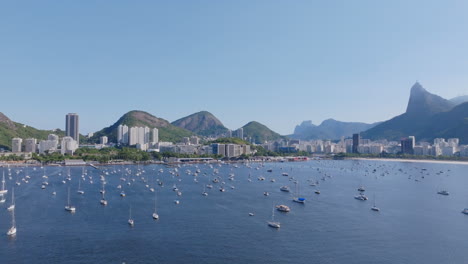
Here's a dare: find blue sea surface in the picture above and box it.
[1,160,467,264]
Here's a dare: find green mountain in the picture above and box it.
[362,82,466,142]
[415,102,468,143]
[91,110,192,143]
[171,111,229,137]
[0,112,64,150]
[241,121,284,144]
[292,119,380,140]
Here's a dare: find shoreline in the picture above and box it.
[348,157,468,166]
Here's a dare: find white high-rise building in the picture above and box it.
[138,127,146,145]
[25,138,37,153]
[152,128,159,143]
[129,127,139,146]
[236,128,244,140]
[38,135,59,154]
[117,125,129,144]
[144,127,150,144]
[61,136,78,155]
[100,136,108,145]
[128,126,150,146]
[11,138,22,153]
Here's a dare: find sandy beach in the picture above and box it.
[350,157,468,166]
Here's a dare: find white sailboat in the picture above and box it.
[100,183,108,206]
[128,206,134,226]
[6,204,16,236]
[268,206,281,228]
[0,170,8,195]
[292,181,305,203]
[65,187,76,212]
[77,177,84,195]
[7,188,15,211]
[371,194,380,211]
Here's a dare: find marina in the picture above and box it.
[1,159,468,263]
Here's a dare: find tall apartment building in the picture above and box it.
[65,113,79,145]
[24,138,37,153]
[61,136,78,155]
[236,128,244,140]
[401,137,415,154]
[152,128,159,143]
[117,125,129,144]
[352,133,360,153]
[11,138,22,153]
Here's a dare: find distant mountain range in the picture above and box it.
[291,119,380,140]
[362,82,468,143]
[2,83,468,150]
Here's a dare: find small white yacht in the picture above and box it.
[276,205,291,212]
[280,186,290,192]
[152,212,159,220]
[7,226,16,236]
[462,208,468,215]
[354,194,368,201]
[437,190,449,196]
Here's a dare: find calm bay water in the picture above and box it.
[1,159,468,264]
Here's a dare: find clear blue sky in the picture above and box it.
[1,0,467,135]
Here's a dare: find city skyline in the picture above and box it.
[1,1,468,135]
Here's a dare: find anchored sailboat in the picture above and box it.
[6,202,16,236]
[268,206,281,228]
[65,187,76,212]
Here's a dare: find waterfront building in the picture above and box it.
[152,128,159,143]
[11,138,22,153]
[441,146,455,156]
[236,128,244,140]
[401,137,415,154]
[61,136,78,155]
[117,125,129,144]
[225,144,235,157]
[144,127,150,145]
[65,113,79,145]
[212,143,226,157]
[24,138,37,153]
[352,133,360,153]
[38,134,59,154]
[448,138,459,148]
[100,136,108,145]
